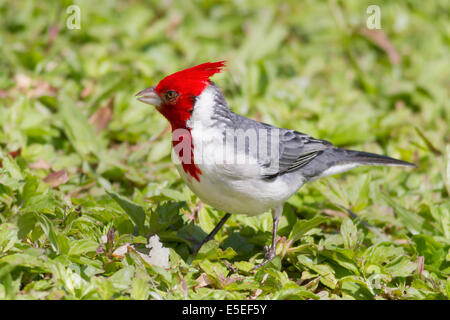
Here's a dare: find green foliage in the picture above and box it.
[0,0,449,300]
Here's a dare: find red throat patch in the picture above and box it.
[154,61,226,181]
[171,130,202,181]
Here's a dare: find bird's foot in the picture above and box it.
[250,245,276,272]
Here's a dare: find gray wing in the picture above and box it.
[260,128,333,179]
[227,113,333,179]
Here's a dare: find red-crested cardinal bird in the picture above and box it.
[136,61,415,269]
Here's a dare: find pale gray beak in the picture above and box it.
[135,86,162,106]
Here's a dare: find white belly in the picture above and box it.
[173,127,305,216]
[175,162,303,216]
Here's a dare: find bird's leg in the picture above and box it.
[252,216,279,270]
[251,205,282,271]
[193,213,231,255]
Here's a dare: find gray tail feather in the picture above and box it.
[336,148,416,168]
[300,147,416,180]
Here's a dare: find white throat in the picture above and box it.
[186,85,217,130]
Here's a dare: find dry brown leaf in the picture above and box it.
[9,148,21,158]
[149,124,171,143]
[67,181,96,198]
[43,170,69,188]
[416,256,424,277]
[394,239,409,245]
[178,274,188,299]
[29,159,51,170]
[46,25,60,52]
[166,13,182,38]
[322,209,347,218]
[359,28,401,65]
[316,291,330,299]
[249,288,263,300]
[31,81,57,98]
[0,148,22,167]
[14,74,57,98]
[112,243,131,259]
[194,273,214,290]
[186,201,203,222]
[223,260,238,273]
[89,97,114,132]
[111,235,170,269]
[80,87,93,99]
[217,273,243,288]
[15,74,32,90]
[128,124,171,154]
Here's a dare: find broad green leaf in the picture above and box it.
[149,201,186,234]
[340,218,358,250]
[0,224,19,253]
[194,240,237,262]
[339,276,374,300]
[109,266,135,291]
[67,239,99,256]
[384,256,417,277]
[352,174,371,211]
[290,216,327,242]
[382,194,425,234]
[131,277,150,300]
[58,93,103,158]
[35,213,60,254]
[1,156,23,180]
[362,242,405,270]
[107,191,146,234]
[412,234,446,269]
[297,255,337,289]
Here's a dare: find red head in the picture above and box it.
[136,61,226,129]
[136,61,226,181]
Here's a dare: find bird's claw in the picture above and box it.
[250,246,276,272]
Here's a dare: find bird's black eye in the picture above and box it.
[165,90,178,101]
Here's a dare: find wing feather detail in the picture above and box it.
[261,129,332,179]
